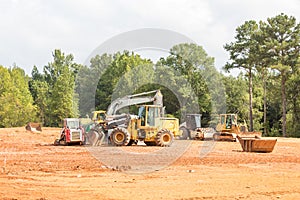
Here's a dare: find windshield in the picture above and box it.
[138,106,146,126]
[97,113,106,120]
[138,106,145,118]
[67,120,80,129]
[194,115,201,128]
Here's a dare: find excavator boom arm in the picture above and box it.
[106,90,163,116]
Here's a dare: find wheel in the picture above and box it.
[144,142,156,146]
[63,137,68,145]
[213,133,220,141]
[179,127,190,140]
[155,129,174,147]
[110,127,131,146]
[127,140,134,146]
[54,139,60,146]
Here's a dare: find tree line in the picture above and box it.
[0,13,299,137]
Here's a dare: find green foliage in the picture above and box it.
[159,43,225,125]
[264,72,282,136]
[95,51,152,111]
[224,20,260,71]
[259,13,300,136]
[0,66,37,127]
[222,74,248,116]
[224,20,260,131]
[224,13,300,136]
[30,49,80,127]
[48,67,76,126]
[29,79,48,124]
[80,44,220,125]
[76,53,113,116]
[286,59,300,137]
[252,75,264,131]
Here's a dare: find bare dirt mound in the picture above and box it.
[0,127,299,200]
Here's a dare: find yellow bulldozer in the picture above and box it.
[213,114,261,141]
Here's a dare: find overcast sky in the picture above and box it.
[1,0,299,75]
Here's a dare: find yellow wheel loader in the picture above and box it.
[86,90,180,146]
[108,105,180,147]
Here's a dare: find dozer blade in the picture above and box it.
[237,136,277,153]
[25,122,42,132]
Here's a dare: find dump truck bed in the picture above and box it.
[237,136,277,153]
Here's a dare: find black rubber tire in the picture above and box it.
[179,127,190,140]
[54,139,60,146]
[144,142,156,146]
[127,140,134,146]
[213,133,220,141]
[110,127,131,146]
[155,129,174,147]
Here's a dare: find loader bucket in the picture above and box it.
[85,124,104,146]
[25,122,42,132]
[237,136,277,153]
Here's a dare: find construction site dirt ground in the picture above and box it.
[0,127,300,200]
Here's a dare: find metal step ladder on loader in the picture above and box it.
[213,114,262,142]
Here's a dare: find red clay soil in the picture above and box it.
[0,127,299,200]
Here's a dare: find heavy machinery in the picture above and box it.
[86,90,180,146]
[179,114,215,140]
[108,104,180,146]
[213,114,261,141]
[86,90,163,144]
[237,135,277,153]
[54,118,85,146]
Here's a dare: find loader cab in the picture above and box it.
[138,105,161,127]
[185,114,202,130]
[64,118,80,129]
[92,110,107,124]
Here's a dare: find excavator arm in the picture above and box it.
[106,90,163,116]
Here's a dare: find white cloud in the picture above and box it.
[0,0,299,75]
